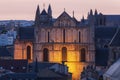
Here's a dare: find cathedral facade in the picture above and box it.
[14,5,96,80]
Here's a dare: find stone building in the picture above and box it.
[14,5,95,80]
[14,27,34,63]
[14,4,120,80]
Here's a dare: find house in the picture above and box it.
[0,60,28,73]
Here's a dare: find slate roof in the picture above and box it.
[95,48,109,66]
[38,69,63,78]
[109,28,120,46]
[105,15,120,23]
[73,17,79,25]
[0,47,11,57]
[38,63,56,69]
[95,27,117,39]
[18,27,34,41]
[32,62,56,70]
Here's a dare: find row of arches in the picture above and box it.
[43,47,86,62]
[26,46,86,62]
[45,30,81,43]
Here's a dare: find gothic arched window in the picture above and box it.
[79,31,81,43]
[80,48,86,62]
[62,47,67,61]
[27,46,32,60]
[48,32,50,43]
[63,29,65,43]
[43,48,49,62]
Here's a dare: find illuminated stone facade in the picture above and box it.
[14,40,33,62]
[34,5,95,80]
[14,5,95,80]
[14,27,34,63]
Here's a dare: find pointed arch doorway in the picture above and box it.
[43,48,49,62]
[62,47,67,62]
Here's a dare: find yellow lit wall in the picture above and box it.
[38,44,89,80]
[14,41,33,63]
[65,61,87,80]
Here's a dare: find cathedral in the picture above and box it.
[14,4,120,80]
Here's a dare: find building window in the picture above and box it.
[43,48,49,62]
[62,47,67,61]
[63,29,65,43]
[80,48,86,62]
[27,46,32,60]
[48,32,50,43]
[79,31,81,43]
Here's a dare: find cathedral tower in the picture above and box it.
[35,5,40,26]
[48,4,52,17]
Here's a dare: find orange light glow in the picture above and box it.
[65,62,86,80]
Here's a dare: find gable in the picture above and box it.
[54,11,76,27]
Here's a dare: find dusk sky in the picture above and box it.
[0,0,120,20]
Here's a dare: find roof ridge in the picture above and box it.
[109,27,120,46]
